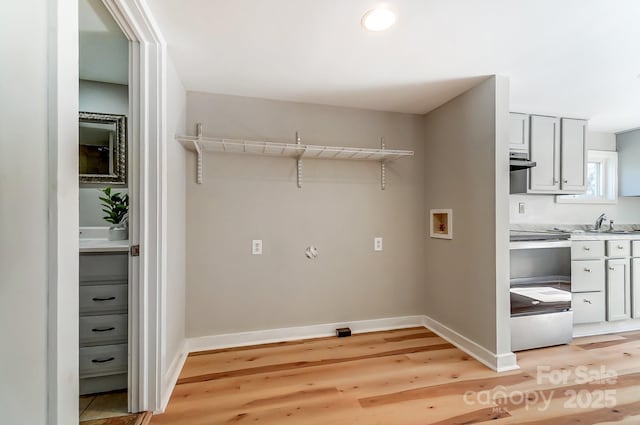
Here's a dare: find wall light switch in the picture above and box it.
[374,237,383,252]
[518,202,526,214]
[252,240,263,255]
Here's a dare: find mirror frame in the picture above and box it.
[79,111,127,185]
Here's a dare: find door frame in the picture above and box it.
[48,0,167,422]
[102,0,168,413]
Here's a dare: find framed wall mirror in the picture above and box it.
[79,111,127,185]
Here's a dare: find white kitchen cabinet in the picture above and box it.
[520,115,587,194]
[529,115,561,192]
[560,118,588,192]
[632,258,640,319]
[571,259,605,292]
[509,113,529,153]
[606,240,631,259]
[616,129,640,196]
[606,258,631,321]
[573,292,605,324]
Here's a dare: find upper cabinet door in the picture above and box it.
[617,129,640,196]
[529,115,561,192]
[560,118,588,192]
[509,113,529,153]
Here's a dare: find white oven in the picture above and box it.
[510,231,573,351]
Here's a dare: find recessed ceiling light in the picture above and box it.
[361,8,396,32]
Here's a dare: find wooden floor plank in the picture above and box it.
[151,327,640,425]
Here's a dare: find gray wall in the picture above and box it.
[0,2,49,423]
[185,92,426,337]
[164,56,187,387]
[423,77,507,354]
[79,79,129,227]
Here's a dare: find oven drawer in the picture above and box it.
[571,260,605,292]
[572,292,605,324]
[607,240,630,258]
[571,241,604,260]
[79,314,128,347]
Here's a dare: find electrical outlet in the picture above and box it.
[252,240,263,255]
[518,202,526,214]
[374,237,383,252]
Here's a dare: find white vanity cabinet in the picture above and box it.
[79,251,128,395]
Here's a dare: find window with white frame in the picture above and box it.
[556,150,618,204]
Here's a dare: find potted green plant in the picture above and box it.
[99,187,129,241]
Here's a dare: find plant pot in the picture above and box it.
[108,225,128,241]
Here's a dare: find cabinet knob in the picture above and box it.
[563,179,568,184]
[584,268,592,272]
[618,245,624,249]
[583,299,592,304]
[554,179,559,184]
[583,246,591,251]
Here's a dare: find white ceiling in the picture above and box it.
[79,0,128,85]
[146,0,640,132]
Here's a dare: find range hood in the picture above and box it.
[510,152,536,171]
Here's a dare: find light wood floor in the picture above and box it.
[151,327,640,424]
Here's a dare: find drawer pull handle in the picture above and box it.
[584,268,592,272]
[618,246,625,249]
[609,267,615,271]
[583,299,592,304]
[91,357,115,364]
[92,296,116,302]
[91,327,115,333]
[583,247,591,251]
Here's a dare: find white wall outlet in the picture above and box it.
[252,240,263,255]
[374,237,383,252]
[518,202,526,214]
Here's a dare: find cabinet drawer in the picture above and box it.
[80,253,128,284]
[80,314,128,347]
[572,292,605,324]
[571,241,604,260]
[79,343,127,378]
[632,241,640,257]
[607,240,630,258]
[80,285,127,315]
[571,260,605,292]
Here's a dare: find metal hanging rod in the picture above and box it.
[176,124,414,189]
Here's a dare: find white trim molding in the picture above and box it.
[102,0,168,414]
[161,340,188,412]
[187,316,426,353]
[422,315,519,372]
[573,319,640,338]
[48,0,80,424]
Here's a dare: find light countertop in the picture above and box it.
[79,238,129,253]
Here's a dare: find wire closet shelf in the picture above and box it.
[175,124,414,189]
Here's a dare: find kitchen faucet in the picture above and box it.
[594,213,607,231]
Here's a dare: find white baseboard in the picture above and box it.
[422,315,519,373]
[573,319,640,338]
[159,340,188,413]
[186,315,426,353]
